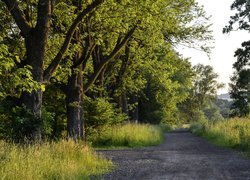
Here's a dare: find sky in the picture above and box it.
[178,0,249,94]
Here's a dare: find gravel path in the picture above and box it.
[98,130,250,180]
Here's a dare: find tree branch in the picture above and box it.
[2,0,32,37]
[43,0,104,81]
[73,43,96,69]
[84,26,137,93]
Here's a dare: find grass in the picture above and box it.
[89,123,165,148]
[0,140,113,180]
[190,117,250,155]
[0,123,165,179]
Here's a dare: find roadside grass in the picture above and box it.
[0,140,113,180]
[89,123,165,148]
[0,123,166,179]
[190,117,250,155]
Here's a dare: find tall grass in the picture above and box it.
[191,117,250,154]
[0,140,112,179]
[90,123,164,147]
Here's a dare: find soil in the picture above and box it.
[98,130,250,180]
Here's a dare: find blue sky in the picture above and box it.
[178,0,249,94]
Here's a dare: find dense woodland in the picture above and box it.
[0,0,249,143]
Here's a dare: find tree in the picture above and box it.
[192,64,224,109]
[230,69,250,116]
[180,64,224,122]
[61,0,211,129]
[139,49,194,125]
[0,0,213,140]
[224,0,250,116]
[1,0,104,139]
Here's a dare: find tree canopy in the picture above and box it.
[0,0,213,141]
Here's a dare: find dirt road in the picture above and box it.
[99,131,250,180]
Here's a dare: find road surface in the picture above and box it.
[98,131,250,180]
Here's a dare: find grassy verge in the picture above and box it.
[190,117,250,155]
[0,140,113,179]
[89,123,165,148]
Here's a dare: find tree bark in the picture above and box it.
[117,45,129,115]
[130,95,139,123]
[119,92,128,115]
[20,0,51,139]
[65,65,83,140]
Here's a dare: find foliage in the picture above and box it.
[89,123,164,147]
[84,97,128,132]
[229,51,250,116]
[224,0,250,117]
[203,105,224,122]
[0,44,43,99]
[0,0,213,140]
[179,64,224,122]
[189,117,208,135]
[223,0,250,33]
[0,105,54,142]
[191,117,250,155]
[0,140,112,179]
[139,48,194,125]
[192,64,224,107]
[214,98,232,118]
[43,85,67,139]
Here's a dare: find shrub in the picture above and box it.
[0,105,54,142]
[84,97,127,136]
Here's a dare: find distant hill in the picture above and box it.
[218,93,232,101]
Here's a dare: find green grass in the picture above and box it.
[90,123,164,148]
[190,117,250,155]
[0,123,165,179]
[0,140,113,180]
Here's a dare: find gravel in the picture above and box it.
[97,130,250,180]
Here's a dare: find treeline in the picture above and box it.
[0,0,213,141]
[181,0,250,122]
[190,0,250,156]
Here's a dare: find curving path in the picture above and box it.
[98,130,250,180]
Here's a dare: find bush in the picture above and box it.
[190,121,207,135]
[203,106,224,122]
[189,110,209,135]
[84,97,127,136]
[0,105,54,142]
[0,140,112,179]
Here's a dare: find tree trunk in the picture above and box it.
[21,27,47,139]
[130,95,139,123]
[79,66,85,140]
[65,65,83,140]
[117,46,130,115]
[119,92,128,115]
